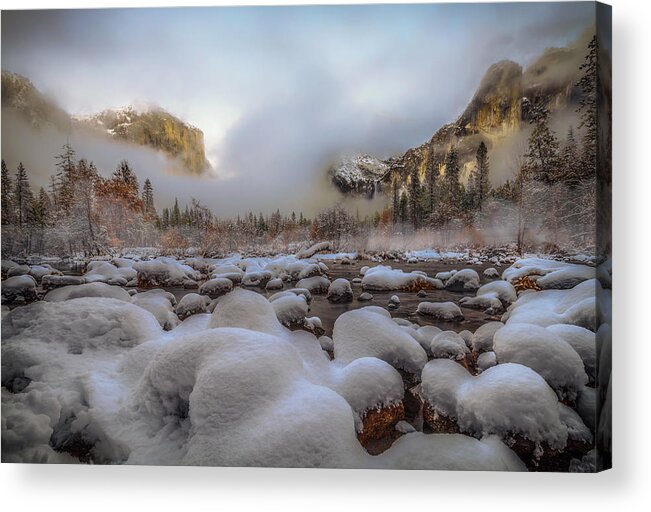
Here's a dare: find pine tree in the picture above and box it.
[443,145,462,205]
[32,187,51,228]
[425,160,438,218]
[471,142,490,211]
[142,178,156,217]
[1,159,13,225]
[408,167,421,230]
[576,35,598,179]
[162,208,170,228]
[113,160,139,194]
[14,162,34,227]
[54,143,76,213]
[560,126,581,188]
[524,110,560,185]
[171,198,181,226]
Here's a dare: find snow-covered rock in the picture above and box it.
[430,331,468,361]
[417,301,464,322]
[41,275,86,290]
[502,258,595,290]
[421,360,571,450]
[327,278,353,303]
[44,282,131,303]
[471,321,505,353]
[476,351,497,372]
[1,275,38,303]
[131,290,179,330]
[296,276,331,294]
[84,261,137,286]
[444,269,480,292]
[546,324,596,381]
[175,293,208,321]
[199,277,234,298]
[333,307,427,376]
[272,294,309,327]
[134,258,200,287]
[460,281,517,313]
[358,292,373,302]
[361,265,443,292]
[493,323,588,400]
[483,267,500,279]
[265,278,284,291]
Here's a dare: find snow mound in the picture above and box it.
[417,301,464,322]
[131,290,179,330]
[476,351,497,372]
[199,277,233,298]
[175,293,208,321]
[272,294,309,327]
[460,281,516,313]
[430,331,468,360]
[444,269,480,292]
[361,265,443,291]
[1,275,37,303]
[44,282,131,303]
[333,307,427,375]
[209,289,286,337]
[493,323,588,400]
[84,261,137,286]
[546,324,596,381]
[471,321,505,353]
[133,258,200,287]
[327,278,353,303]
[421,360,569,449]
[296,276,331,294]
[502,258,595,290]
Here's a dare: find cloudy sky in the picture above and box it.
[1,2,595,214]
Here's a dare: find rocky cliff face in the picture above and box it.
[1,71,209,175]
[329,154,391,196]
[81,107,209,174]
[331,35,590,194]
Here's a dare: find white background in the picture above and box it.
[1,0,649,510]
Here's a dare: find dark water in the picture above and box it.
[53,258,501,336]
[158,259,500,336]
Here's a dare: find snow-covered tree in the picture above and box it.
[1,159,13,225]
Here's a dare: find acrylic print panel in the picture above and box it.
[0,2,611,472]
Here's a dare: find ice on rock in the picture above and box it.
[1,275,38,303]
[493,323,588,400]
[417,301,464,322]
[44,282,131,302]
[430,331,468,361]
[546,324,596,381]
[444,269,480,292]
[272,294,309,327]
[199,277,234,298]
[131,290,180,331]
[476,351,497,372]
[333,307,427,376]
[361,265,443,291]
[460,281,516,313]
[502,279,598,331]
[502,258,595,290]
[133,258,200,287]
[327,278,353,303]
[296,276,331,294]
[471,321,504,353]
[421,360,570,449]
[175,293,209,321]
[84,261,137,286]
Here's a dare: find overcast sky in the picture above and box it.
[1,3,595,214]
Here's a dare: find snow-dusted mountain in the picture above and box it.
[1,71,209,174]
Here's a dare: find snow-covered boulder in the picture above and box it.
[296,241,331,259]
[358,292,373,301]
[7,264,30,278]
[417,301,464,322]
[327,278,353,303]
[133,258,200,287]
[476,351,497,372]
[199,277,234,299]
[28,265,61,282]
[272,294,309,327]
[84,261,137,286]
[361,265,443,292]
[1,275,38,303]
[483,267,500,279]
[242,270,273,287]
[546,324,596,381]
[435,270,457,281]
[410,325,442,353]
[44,282,131,303]
[175,293,208,321]
[41,275,86,290]
[265,278,284,291]
[430,331,468,361]
[296,276,331,294]
[131,290,179,330]
[421,360,573,452]
[471,321,504,353]
[318,335,334,352]
[493,323,588,400]
[460,281,517,313]
[502,279,598,330]
[333,307,427,376]
[444,269,480,292]
[502,258,595,290]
